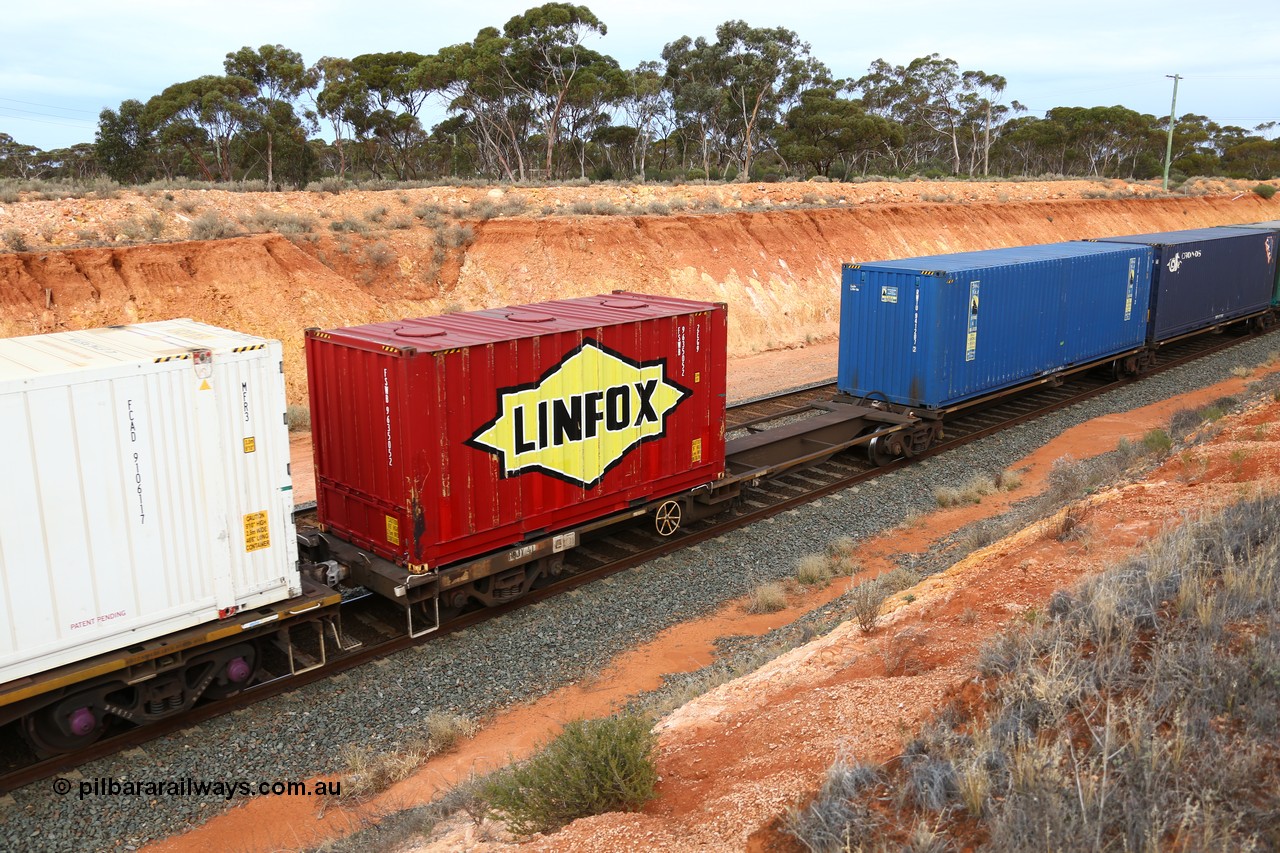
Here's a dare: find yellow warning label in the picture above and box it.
[692,438,702,463]
[243,511,270,552]
[386,515,400,545]
[199,379,211,391]
[243,436,256,453]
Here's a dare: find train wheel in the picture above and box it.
[654,499,683,536]
[22,695,106,755]
[200,643,260,701]
[867,432,898,467]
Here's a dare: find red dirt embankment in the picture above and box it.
[1,187,1274,404]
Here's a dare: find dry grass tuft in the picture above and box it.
[746,582,788,614]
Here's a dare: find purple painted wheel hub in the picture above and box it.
[68,707,96,737]
[225,656,252,684]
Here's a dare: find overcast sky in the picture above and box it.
[4,0,1277,152]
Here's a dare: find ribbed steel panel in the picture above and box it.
[306,293,727,571]
[1096,227,1277,340]
[0,321,298,685]
[838,242,1153,409]
[1224,222,1280,304]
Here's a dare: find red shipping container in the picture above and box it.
[306,293,727,571]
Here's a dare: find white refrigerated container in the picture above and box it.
[0,320,299,685]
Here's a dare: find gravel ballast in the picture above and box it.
[2,333,1277,852]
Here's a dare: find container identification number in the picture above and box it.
[127,399,146,524]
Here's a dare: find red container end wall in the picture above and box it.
[305,293,727,571]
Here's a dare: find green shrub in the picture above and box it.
[1252,183,1277,200]
[483,715,658,836]
[413,203,444,227]
[363,241,396,268]
[849,580,888,633]
[1142,428,1173,456]
[240,209,316,235]
[188,212,239,240]
[3,229,30,252]
[329,217,368,234]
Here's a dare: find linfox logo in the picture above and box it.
[467,339,691,488]
[1166,249,1202,274]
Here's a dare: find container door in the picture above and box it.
[190,351,237,612]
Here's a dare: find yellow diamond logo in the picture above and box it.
[467,339,692,488]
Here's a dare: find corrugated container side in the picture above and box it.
[0,321,298,685]
[1224,222,1280,304]
[1096,227,1278,341]
[308,294,727,571]
[838,242,1153,409]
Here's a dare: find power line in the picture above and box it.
[0,96,99,115]
[0,104,97,123]
[0,112,98,130]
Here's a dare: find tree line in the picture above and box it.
[3,3,1278,187]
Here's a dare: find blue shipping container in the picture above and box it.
[1095,227,1277,341]
[838,242,1153,409]
[1223,222,1280,305]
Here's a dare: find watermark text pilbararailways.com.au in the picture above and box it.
[52,776,340,800]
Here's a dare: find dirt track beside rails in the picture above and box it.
[1,178,1275,405]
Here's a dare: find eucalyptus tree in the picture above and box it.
[775,86,903,178]
[857,54,1008,174]
[144,75,256,181]
[661,33,728,177]
[1222,136,1280,179]
[0,133,47,178]
[499,3,612,177]
[426,30,532,180]
[350,51,433,178]
[224,44,318,187]
[713,20,830,179]
[96,99,154,183]
[663,21,829,180]
[619,61,671,178]
[312,56,370,179]
[558,55,626,178]
[957,71,1016,175]
[857,54,961,172]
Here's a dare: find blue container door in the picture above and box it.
[1053,246,1152,366]
[838,267,924,403]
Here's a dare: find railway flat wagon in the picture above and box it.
[0,321,299,688]
[306,293,727,577]
[837,242,1154,409]
[1095,227,1278,342]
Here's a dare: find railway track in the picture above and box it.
[0,327,1266,793]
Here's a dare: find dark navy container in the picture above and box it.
[1095,227,1277,341]
[1225,221,1280,305]
[838,242,1153,410]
